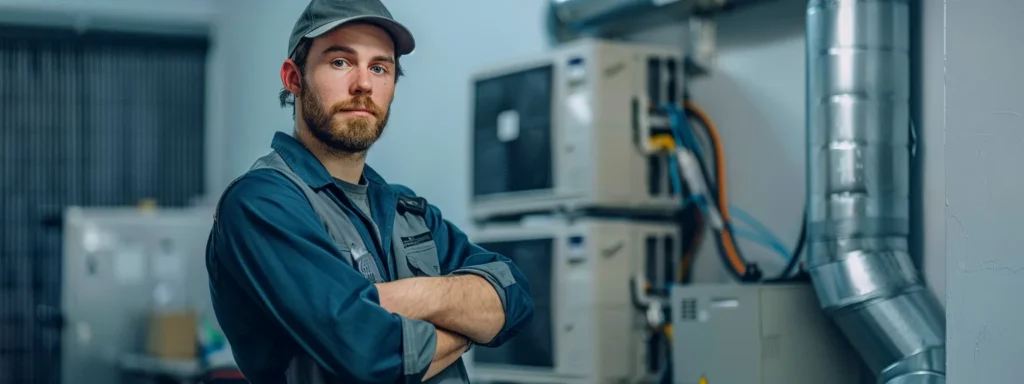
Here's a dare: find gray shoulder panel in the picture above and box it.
[247,150,372,271]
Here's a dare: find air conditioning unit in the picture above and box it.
[470,38,685,221]
[469,217,679,384]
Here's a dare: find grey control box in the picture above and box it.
[671,283,872,384]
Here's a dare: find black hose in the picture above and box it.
[764,209,807,283]
[658,329,673,384]
[678,203,704,284]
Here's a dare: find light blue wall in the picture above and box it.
[915,0,946,304]
[209,0,306,194]
[945,0,1024,381]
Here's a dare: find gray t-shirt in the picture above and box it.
[334,177,381,242]
[335,177,371,218]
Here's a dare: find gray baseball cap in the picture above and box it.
[287,0,416,59]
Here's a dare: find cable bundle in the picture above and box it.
[655,101,806,283]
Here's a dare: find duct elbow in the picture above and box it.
[807,252,946,383]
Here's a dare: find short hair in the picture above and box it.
[278,37,405,114]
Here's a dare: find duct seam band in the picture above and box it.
[808,250,921,309]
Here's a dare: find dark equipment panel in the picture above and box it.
[0,25,208,384]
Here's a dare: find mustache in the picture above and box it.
[329,96,383,118]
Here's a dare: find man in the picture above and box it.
[205,1,534,383]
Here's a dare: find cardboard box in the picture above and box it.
[145,311,197,359]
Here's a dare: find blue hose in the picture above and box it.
[661,103,791,261]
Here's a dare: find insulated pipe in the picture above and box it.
[805,0,946,383]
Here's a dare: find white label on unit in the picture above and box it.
[82,227,102,253]
[565,91,592,126]
[711,298,740,309]
[496,110,520,142]
[113,243,145,285]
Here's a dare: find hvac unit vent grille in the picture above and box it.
[679,298,698,321]
[471,64,554,199]
[644,54,681,199]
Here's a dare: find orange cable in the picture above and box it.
[683,101,748,277]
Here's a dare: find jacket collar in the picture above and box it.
[270,131,389,189]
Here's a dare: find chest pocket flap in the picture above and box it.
[393,213,440,278]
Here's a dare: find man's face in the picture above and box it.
[293,23,397,154]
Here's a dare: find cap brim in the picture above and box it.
[305,16,416,55]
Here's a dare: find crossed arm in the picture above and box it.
[376,274,506,379]
[376,274,505,340]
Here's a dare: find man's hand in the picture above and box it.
[375,275,505,344]
[422,328,470,381]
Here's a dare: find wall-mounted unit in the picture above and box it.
[671,284,871,384]
[470,38,684,221]
[469,217,679,384]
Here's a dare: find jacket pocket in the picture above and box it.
[405,243,441,277]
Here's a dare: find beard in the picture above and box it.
[299,78,390,155]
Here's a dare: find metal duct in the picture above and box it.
[546,0,767,43]
[805,0,946,383]
[547,0,689,43]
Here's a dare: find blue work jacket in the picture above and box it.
[206,132,534,383]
